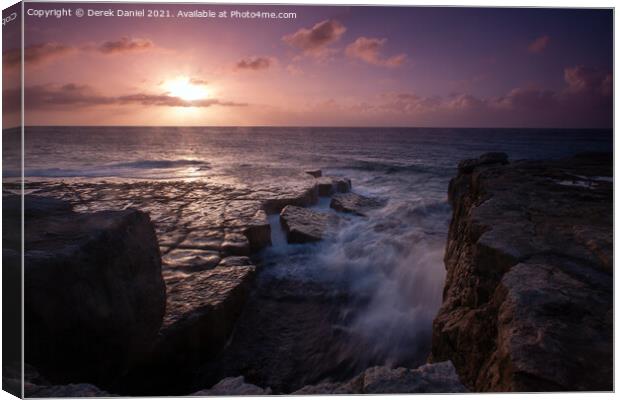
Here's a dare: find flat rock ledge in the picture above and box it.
[280,205,339,243]
[430,152,612,391]
[330,192,385,216]
[12,171,358,394]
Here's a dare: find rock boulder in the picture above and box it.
[192,376,272,396]
[280,206,338,243]
[330,192,385,216]
[293,361,466,394]
[22,196,166,387]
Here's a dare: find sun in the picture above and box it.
[164,77,209,101]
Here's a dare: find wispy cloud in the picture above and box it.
[3,42,75,69]
[282,19,346,59]
[235,56,276,71]
[3,37,156,70]
[335,64,612,128]
[97,37,154,54]
[15,83,246,112]
[345,37,407,68]
[527,35,550,53]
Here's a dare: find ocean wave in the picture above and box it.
[111,159,209,169]
[17,159,210,179]
[338,160,450,176]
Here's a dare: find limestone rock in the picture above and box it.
[431,152,612,392]
[261,182,319,214]
[22,196,166,387]
[25,382,112,397]
[317,176,352,196]
[293,361,466,394]
[330,192,384,216]
[155,266,256,368]
[221,232,251,256]
[218,256,253,267]
[280,205,337,243]
[162,249,221,272]
[192,376,272,396]
[361,361,467,393]
[305,169,322,178]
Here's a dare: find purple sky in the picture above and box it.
[3,3,613,128]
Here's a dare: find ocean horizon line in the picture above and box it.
[3,124,613,131]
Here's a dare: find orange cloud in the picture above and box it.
[235,56,275,71]
[17,83,246,111]
[97,37,154,54]
[345,37,407,68]
[564,65,612,95]
[527,35,550,53]
[3,42,75,69]
[282,19,346,58]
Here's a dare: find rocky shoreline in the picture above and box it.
[4,152,612,395]
[431,152,612,391]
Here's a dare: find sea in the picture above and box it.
[3,126,613,374]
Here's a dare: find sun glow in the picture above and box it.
[164,77,209,101]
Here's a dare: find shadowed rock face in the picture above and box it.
[155,265,256,369]
[19,196,166,388]
[431,152,612,392]
[25,383,111,398]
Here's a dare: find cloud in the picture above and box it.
[235,56,275,71]
[3,42,75,69]
[282,19,346,58]
[528,35,550,53]
[345,37,407,68]
[97,37,154,54]
[363,64,611,128]
[116,93,244,107]
[3,37,156,70]
[286,64,304,76]
[564,65,612,95]
[493,87,557,110]
[17,83,246,111]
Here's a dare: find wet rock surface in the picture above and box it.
[18,364,114,398]
[194,276,363,394]
[280,205,339,243]
[431,152,613,391]
[12,169,470,395]
[25,383,112,398]
[293,361,467,394]
[330,192,385,216]
[192,376,272,396]
[19,195,165,387]
[317,176,352,196]
[13,174,367,395]
[154,265,256,370]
